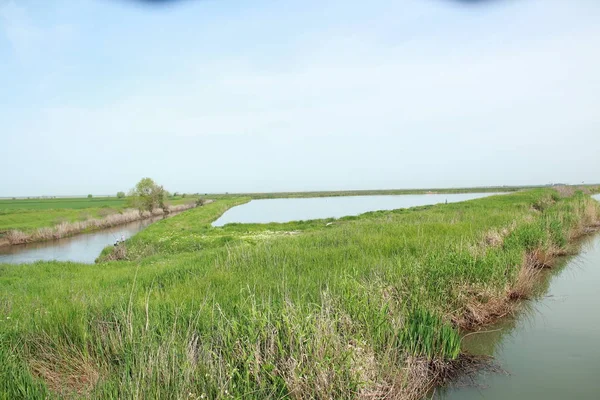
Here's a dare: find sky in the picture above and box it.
[0,0,599,196]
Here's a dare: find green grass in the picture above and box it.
[202,184,600,200]
[0,197,128,210]
[0,189,598,398]
[201,186,525,200]
[0,196,197,233]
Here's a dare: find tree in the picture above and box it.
[128,178,169,214]
[117,191,126,199]
[87,194,93,198]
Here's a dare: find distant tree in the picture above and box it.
[87,194,93,199]
[181,193,187,198]
[116,191,126,199]
[173,192,179,197]
[128,178,169,215]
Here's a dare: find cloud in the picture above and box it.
[32,22,598,147]
[2,0,599,194]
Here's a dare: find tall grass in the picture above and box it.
[0,189,599,399]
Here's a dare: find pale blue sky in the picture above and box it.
[1,0,599,196]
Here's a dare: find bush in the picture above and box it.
[117,191,125,199]
[129,178,168,214]
[87,194,93,199]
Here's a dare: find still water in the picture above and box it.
[0,214,168,264]
[437,194,600,399]
[213,193,497,226]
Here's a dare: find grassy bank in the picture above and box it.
[0,189,599,399]
[98,197,251,260]
[203,184,600,200]
[0,196,198,230]
[202,186,524,200]
[0,202,198,247]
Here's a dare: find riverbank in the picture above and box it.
[202,184,599,200]
[205,186,520,200]
[0,189,598,399]
[439,196,600,399]
[0,202,201,248]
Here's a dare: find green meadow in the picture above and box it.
[1,189,599,399]
[0,197,130,211]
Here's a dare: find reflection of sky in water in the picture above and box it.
[213,193,498,226]
[0,216,161,264]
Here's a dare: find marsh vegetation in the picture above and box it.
[0,188,599,399]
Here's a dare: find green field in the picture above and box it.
[1,189,599,399]
[0,197,129,211]
[0,196,197,233]
[200,186,530,200]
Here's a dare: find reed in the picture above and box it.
[0,189,598,399]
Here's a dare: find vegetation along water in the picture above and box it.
[437,202,600,399]
[0,179,200,247]
[0,187,599,399]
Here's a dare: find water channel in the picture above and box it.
[437,194,600,399]
[0,213,168,264]
[212,193,497,226]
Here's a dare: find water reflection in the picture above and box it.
[213,193,498,226]
[0,213,169,264]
